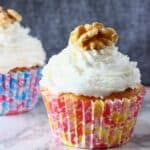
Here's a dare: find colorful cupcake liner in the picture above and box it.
[41,87,146,149]
[0,68,42,115]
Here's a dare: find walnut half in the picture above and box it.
[69,22,118,50]
[0,6,22,28]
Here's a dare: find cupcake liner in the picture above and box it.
[41,87,146,149]
[0,68,42,115]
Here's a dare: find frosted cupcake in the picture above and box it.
[40,22,145,148]
[0,6,46,115]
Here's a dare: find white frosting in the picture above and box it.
[40,45,141,97]
[0,22,46,73]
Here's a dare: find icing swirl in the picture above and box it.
[0,6,45,73]
[40,45,141,97]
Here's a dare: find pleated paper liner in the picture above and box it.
[41,86,146,149]
[0,68,42,115]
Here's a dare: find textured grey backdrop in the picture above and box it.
[0,0,150,85]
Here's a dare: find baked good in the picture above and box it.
[40,22,145,148]
[0,6,46,115]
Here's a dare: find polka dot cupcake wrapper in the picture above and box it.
[0,68,42,115]
[41,87,146,149]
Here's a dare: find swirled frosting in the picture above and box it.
[0,22,46,73]
[40,45,141,97]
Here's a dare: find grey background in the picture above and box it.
[0,0,150,85]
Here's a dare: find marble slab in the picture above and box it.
[0,87,150,150]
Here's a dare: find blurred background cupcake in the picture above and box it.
[40,22,146,149]
[0,6,46,115]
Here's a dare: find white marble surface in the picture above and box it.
[0,87,150,150]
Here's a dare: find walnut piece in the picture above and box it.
[0,6,22,28]
[7,9,22,22]
[69,22,118,50]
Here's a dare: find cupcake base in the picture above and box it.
[41,85,145,149]
[0,67,42,115]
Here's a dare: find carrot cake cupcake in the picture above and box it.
[40,22,145,148]
[0,6,46,115]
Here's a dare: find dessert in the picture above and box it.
[40,22,145,148]
[0,6,46,115]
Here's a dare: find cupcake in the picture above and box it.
[0,6,46,115]
[40,22,145,149]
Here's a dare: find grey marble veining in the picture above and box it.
[0,87,150,150]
